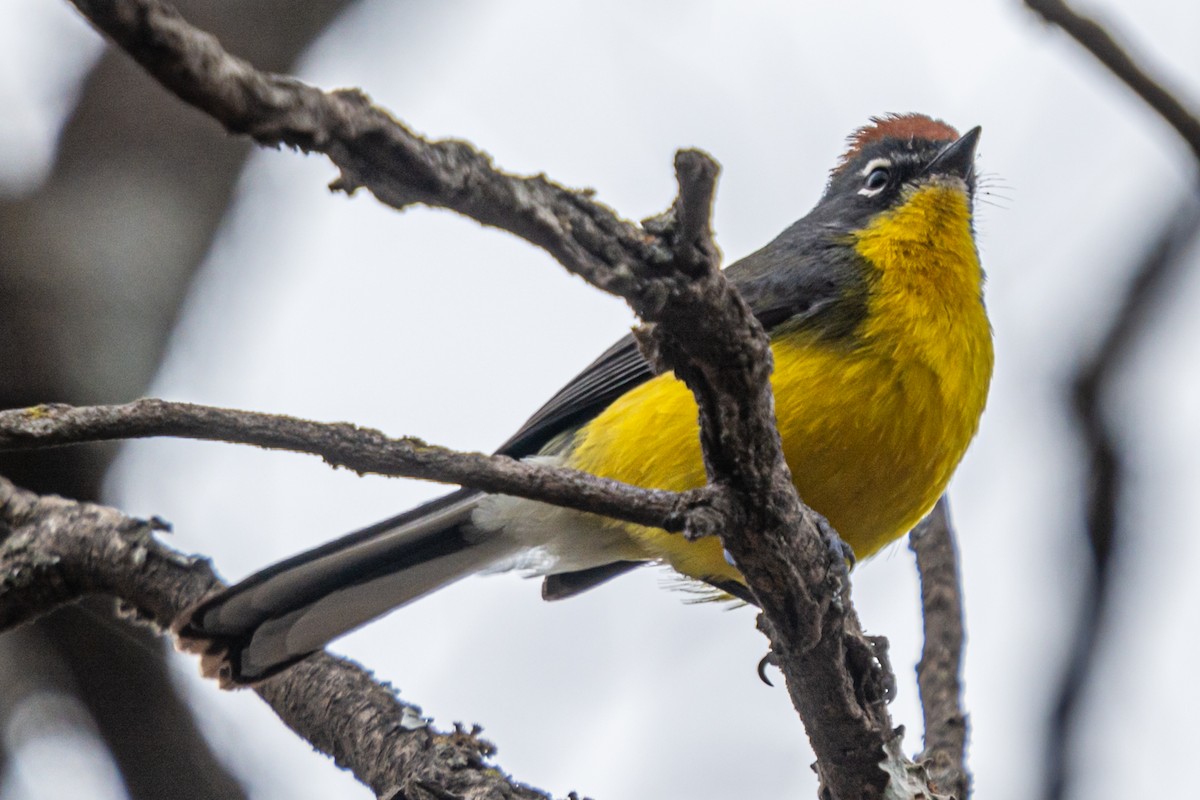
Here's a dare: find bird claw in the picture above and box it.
[756,652,777,686]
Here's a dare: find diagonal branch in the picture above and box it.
[1026,0,1200,162]
[69,0,669,317]
[0,475,550,799]
[59,1,905,796]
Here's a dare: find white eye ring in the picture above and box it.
[858,157,892,197]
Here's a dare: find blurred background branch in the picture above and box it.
[1052,193,1200,799]
[0,1,355,797]
[1026,0,1200,160]
[1025,2,1200,799]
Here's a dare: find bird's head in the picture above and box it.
[720,113,987,340]
[814,114,981,235]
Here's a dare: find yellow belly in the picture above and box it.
[565,336,983,585]
[564,184,993,588]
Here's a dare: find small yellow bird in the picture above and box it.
[180,114,993,685]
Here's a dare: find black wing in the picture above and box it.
[496,218,867,459]
[497,333,653,457]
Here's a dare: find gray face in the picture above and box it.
[816,131,980,235]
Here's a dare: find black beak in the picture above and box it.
[923,125,981,182]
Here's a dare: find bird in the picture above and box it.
[177,113,994,687]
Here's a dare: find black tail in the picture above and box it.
[176,489,516,686]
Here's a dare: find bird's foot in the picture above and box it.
[811,509,854,572]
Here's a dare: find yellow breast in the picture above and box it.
[566,184,993,586]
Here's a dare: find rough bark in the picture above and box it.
[0,476,550,800]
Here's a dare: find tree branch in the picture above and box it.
[1025,0,1200,162]
[909,498,970,799]
[59,1,907,796]
[0,399,697,533]
[0,475,549,799]
[68,0,669,315]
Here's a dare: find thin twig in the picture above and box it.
[909,497,970,799]
[1026,0,1200,162]
[0,399,699,532]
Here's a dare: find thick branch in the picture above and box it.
[909,498,970,799]
[0,475,548,799]
[0,400,699,532]
[1026,0,1200,162]
[654,158,897,798]
[61,1,903,796]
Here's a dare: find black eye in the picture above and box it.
[863,167,890,192]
